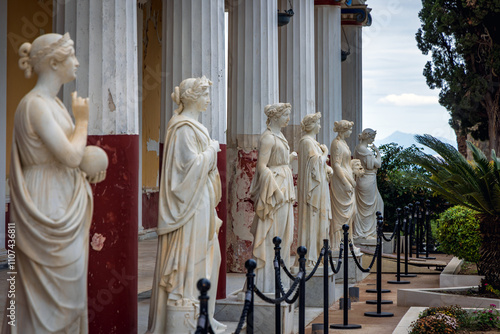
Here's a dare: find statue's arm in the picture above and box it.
[256,134,284,203]
[30,94,88,168]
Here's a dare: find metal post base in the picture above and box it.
[330,324,362,329]
[399,273,417,278]
[387,280,410,284]
[366,289,391,293]
[364,311,394,317]
[421,256,436,260]
[366,300,393,305]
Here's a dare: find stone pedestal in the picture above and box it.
[215,294,295,334]
[331,250,367,283]
[314,2,343,146]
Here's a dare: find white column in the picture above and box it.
[315,3,342,146]
[278,0,315,151]
[228,0,279,150]
[341,24,362,152]
[161,0,226,144]
[226,0,279,272]
[0,0,7,250]
[54,0,139,136]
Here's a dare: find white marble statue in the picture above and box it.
[353,128,384,240]
[297,113,333,267]
[146,76,224,334]
[329,120,358,250]
[250,103,296,293]
[4,33,107,334]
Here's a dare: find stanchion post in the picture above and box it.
[366,212,393,305]
[298,246,307,334]
[273,236,282,334]
[245,259,256,334]
[195,278,211,333]
[415,201,421,258]
[365,215,394,317]
[323,239,329,333]
[408,203,414,258]
[330,224,361,329]
[423,199,436,260]
[401,205,417,278]
[388,208,410,284]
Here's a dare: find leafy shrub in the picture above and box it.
[468,304,500,331]
[436,206,481,266]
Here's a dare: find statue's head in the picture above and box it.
[301,112,322,133]
[359,128,377,142]
[171,76,212,114]
[333,120,354,135]
[264,103,292,127]
[351,158,365,178]
[18,33,76,82]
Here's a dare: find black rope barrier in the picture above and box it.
[328,243,344,274]
[381,211,399,243]
[254,272,303,304]
[234,290,252,334]
[349,241,379,273]
[401,205,417,278]
[195,279,215,334]
[388,207,410,285]
[280,259,296,280]
[305,248,325,282]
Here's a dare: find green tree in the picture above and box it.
[376,143,446,230]
[408,134,500,289]
[416,0,500,156]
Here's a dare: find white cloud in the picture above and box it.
[377,93,438,106]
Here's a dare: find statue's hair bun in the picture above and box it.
[18,42,33,78]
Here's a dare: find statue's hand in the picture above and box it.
[88,170,106,184]
[326,166,333,178]
[290,151,298,162]
[71,91,89,123]
[320,144,328,156]
[274,188,284,204]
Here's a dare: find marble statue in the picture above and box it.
[250,103,296,293]
[353,128,384,240]
[329,120,358,250]
[146,76,224,334]
[297,112,333,267]
[4,33,107,334]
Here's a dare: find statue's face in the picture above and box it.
[57,47,79,84]
[196,89,211,112]
[313,119,321,135]
[279,109,291,127]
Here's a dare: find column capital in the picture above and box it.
[341,5,372,26]
[314,0,350,6]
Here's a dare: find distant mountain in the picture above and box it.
[374,131,457,155]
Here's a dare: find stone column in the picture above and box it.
[278,0,315,152]
[161,0,227,298]
[54,1,139,332]
[314,1,344,146]
[341,3,371,151]
[0,0,6,251]
[226,0,279,272]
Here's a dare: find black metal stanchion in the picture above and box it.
[415,201,421,258]
[246,259,256,334]
[331,224,361,330]
[423,199,436,260]
[400,206,417,278]
[273,237,282,334]
[367,212,391,294]
[408,203,414,258]
[195,278,213,334]
[388,208,410,284]
[298,246,307,334]
[365,215,394,317]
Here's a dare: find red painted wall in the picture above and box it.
[216,144,227,299]
[87,134,139,334]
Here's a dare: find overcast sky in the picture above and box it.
[362,0,457,142]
